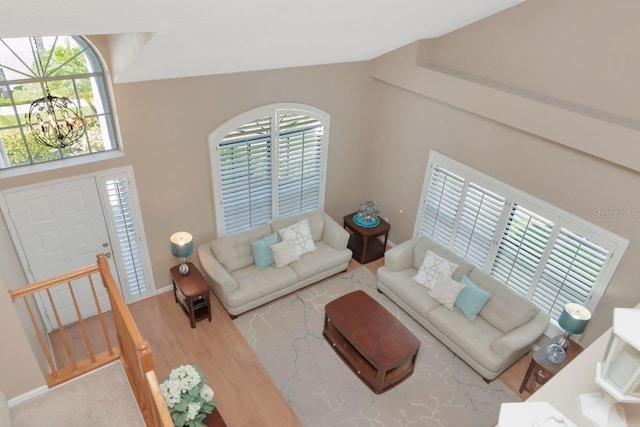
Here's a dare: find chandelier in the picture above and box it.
[25,38,85,149]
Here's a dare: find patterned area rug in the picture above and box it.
[234,268,520,426]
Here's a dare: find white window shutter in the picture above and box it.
[419,165,464,245]
[218,117,272,235]
[277,113,323,218]
[533,228,609,318]
[453,183,506,268]
[490,204,554,296]
[104,178,147,297]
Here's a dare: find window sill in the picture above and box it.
[0,150,124,179]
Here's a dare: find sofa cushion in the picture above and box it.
[428,305,504,372]
[228,264,298,309]
[287,241,350,281]
[412,237,473,281]
[271,240,300,267]
[270,209,325,242]
[210,224,272,272]
[469,269,540,334]
[277,219,317,256]
[428,274,464,309]
[377,267,442,318]
[455,275,492,321]
[413,250,459,289]
[250,232,278,269]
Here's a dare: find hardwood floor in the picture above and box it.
[49,255,532,426]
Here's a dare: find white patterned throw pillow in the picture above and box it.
[413,250,459,289]
[429,274,465,309]
[270,240,300,267]
[277,219,317,257]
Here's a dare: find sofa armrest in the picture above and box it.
[491,311,550,359]
[384,237,420,272]
[197,243,239,305]
[321,212,350,250]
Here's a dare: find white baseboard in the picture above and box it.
[155,284,173,295]
[7,385,48,408]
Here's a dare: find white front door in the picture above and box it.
[3,177,116,330]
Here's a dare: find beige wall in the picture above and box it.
[429,0,640,121]
[367,0,640,345]
[0,274,45,399]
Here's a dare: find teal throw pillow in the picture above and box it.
[250,233,278,270]
[454,275,492,321]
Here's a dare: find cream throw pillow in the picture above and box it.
[277,219,317,257]
[271,240,300,267]
[429,274,465,310]
[413,250,459,289]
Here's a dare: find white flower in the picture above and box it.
[161,364,215,422]
[200,384,214,402]
[186,402,202,420]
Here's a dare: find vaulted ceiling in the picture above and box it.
[2,0,526,82]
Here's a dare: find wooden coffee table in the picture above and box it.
[323,290,420,393]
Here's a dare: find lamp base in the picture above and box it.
[178,262,190,275]
[580,392,627,427]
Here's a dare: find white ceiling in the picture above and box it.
[1,0,526,83]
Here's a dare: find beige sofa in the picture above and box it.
[377,235,549,380]
[198,210,352,317]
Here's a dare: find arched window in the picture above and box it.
[0,36,119,176]
[210,104,329,235]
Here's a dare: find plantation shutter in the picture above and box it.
[104,178,147,296]
[533,228,609,319]
[453,183,506,268]
[277,113,323,217]
[218,117,272,234]
[491,204,554,296]
[418,165,464,245]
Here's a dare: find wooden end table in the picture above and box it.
[343,212,390,264]
[519,334,583,393]
[323,290,420,394]
[204,408,227,427]
[171,262,212,328]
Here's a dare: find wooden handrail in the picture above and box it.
[97,254,172,426]
[8,254,172,426]
[9,265,100,300]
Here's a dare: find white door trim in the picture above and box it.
[0,165,155,304]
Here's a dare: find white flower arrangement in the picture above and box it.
[160,364,216,427]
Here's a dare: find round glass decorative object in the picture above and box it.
[544,343,566,364]
[357,201,379,222]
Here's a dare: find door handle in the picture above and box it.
[105,252,112,258]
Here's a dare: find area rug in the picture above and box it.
[233,267,520,426]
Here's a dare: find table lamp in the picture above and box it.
[170,231,193,275]
[580,308,640,427]
[545,302,591,363]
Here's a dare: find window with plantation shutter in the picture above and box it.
[533,228,609,320]
[104,177,148,297]
[453,183,505,268]
[415,151,628,329]
[211,104,328,236]
[491,205,554,296]
[218,116,272,235]
[418,165,464,245]
[277,113,323,217]
[95,167,153,303]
